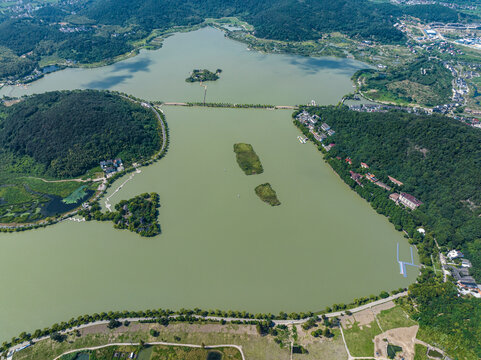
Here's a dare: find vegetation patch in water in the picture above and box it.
[387,344,402,359]
[233,143,263,175]
[186,69,222,83]
[255,183,281,206]
[206,351,223,360]
[62,185,87,204]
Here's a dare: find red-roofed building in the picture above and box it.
[399,193,422,210]
[389,193,400,203]
[345,158,352,165]
[388,176,403,186]
[360,162,369,169]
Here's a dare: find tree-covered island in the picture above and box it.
[233,143,263,175]
[255,183,281,206]
[79,193,161,237]
[185,69,222,83]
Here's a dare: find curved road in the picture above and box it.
[52,342,245,360]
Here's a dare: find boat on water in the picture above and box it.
[297,135,307,144]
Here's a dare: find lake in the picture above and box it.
[0,27,417,342]
[0,27,365,105]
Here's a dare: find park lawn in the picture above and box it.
[151,346,242,360]
[233,143,263,175]
[293,327,346,360]
[377,306,416,331]
[414,344,429,360]
[343,320,382,357]
[13,322,348,360]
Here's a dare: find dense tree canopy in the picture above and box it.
[0,90,162,178]
[83,0,475,44]
[305,106,481,251]
[409,269,481,358]
[0,0,477,81]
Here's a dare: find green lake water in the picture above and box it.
[0,27,365,105]
[0,27,417,342]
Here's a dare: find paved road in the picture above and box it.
[52,342,246,360]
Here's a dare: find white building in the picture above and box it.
[461,259,472,268]
[447,249,464,260]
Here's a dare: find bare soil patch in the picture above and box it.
[373,325,419,360]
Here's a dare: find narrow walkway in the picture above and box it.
[104,169,140,212]
[102,97,166,211]
[52,342,245,360]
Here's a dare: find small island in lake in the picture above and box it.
[255,183,281,206]
[79,192,161,237]
[233,143,264,175]
[186,68,222,83]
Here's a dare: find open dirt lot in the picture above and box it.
[374,325,419,360]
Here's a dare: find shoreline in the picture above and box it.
[3,291,407,358]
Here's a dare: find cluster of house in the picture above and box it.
[348,103,425,114]
[346,160,423,210]
[59,25,91,33]
[348,161,393,189]
[114,351,137,359]
[296,111,336,151]
[443,250,481,298]
[100,158,124,178]
[392,1,477,12]
[443,63,469,104]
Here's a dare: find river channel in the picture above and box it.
[0,27,417,342]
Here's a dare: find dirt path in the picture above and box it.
[52,342,246,360]
[22,176,88,183]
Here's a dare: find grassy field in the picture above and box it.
[151,346,241,360]
[21,178,85,198]
[254,183,281,206]
[233,143,263,175]
[13,322,347,360]
[377,306,416,331]
[414,344,429,360]
[0,185,40,205]
[343,320,382,357]
[355,58,453,107]
[60,345,242,360]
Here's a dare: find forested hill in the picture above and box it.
[0,90,161,178]
[0,0,476,82]
[307,106,481,251]
[83,0,473,43]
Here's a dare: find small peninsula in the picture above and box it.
[255,183,281,206]
[186,68,222,83]
[0,90,163,226]
[79,192,161,237]
[233,143,264,175]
